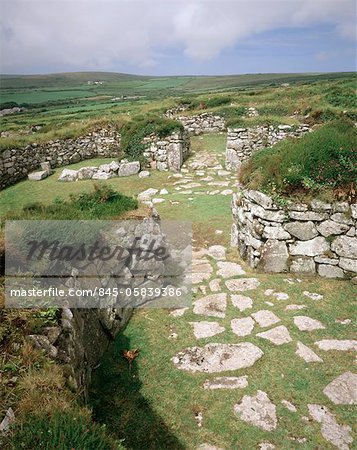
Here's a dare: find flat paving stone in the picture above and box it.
[323,372,357,405]
[231,317,255,337]
[203,376,248,390]
[257,326,292,345]
[226,278,260,292]
[196,445,224,450]
[170,308,189,317]
[234,390,277,431]
[293,316,325,331]
[308,404,353,450]
[281,399,297,412]
[190,321,225,339]
[209,279,221,293]
[296,341,323,363]
[251,310,281,328]
[192,259,213,284]
[207,245,226,261]
[259,444,275,450]
[303,291,324,301]
[193,294,227,318]
[172,342,264,373]
[217,261,246,278]
[231,295,253,311]
[315,339,357,351]
[264,289,289,301]
[285,304,307,311]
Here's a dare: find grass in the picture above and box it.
[89,273,356,450]
[240,118,357,201]
[3,184,138,222]
[1,73,356,151]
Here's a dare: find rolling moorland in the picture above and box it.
[0,71,356,449]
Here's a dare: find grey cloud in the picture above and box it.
[0,0,355,73]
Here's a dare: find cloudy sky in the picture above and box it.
[0,0,356,75]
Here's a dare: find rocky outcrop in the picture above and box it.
[225,124,310,171]
[231,189,357,278]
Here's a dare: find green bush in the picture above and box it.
[120,115,183,161]
[5,410,125,450]
[326,86,357,109]
[240,119,357,199]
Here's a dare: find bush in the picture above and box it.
[5,410,125,450]
[326,86,357,109]
[120,115,183,161]
[240,119,357,199]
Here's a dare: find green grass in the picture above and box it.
[3,184,137,221]
[5,410,125,450]
[89,263,357,450]
[240,118,357,201]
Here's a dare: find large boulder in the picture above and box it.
[284,221,318,241]
[58,169,78,182]
[290,237,329,257]
[258,240,289,273]
[118,161,140,177]
[331,236,357,258]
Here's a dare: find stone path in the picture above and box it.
[163,148,355,449]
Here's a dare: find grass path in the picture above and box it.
[1,134,356,449]
[89,135,356,450]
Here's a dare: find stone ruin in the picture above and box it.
[231,189,357,279]
[225,124,310,171]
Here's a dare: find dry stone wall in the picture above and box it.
[231,189,357,278]
[176,113,226,135]
[143,131,190,171]
[226,124,310,171]
[1,129,190,189]
[0,128,121,189]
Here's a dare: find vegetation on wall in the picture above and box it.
[240,118,357,201]
[120,115,183,161]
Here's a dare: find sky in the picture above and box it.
[0,0,356,75]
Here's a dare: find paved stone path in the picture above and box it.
[164,148,356,449]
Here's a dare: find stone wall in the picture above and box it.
[231,189,357,278]
[176,113,226,136]
[225,124,310,171]
[0,128,121,189]
[143,130,190,171]
[25,216,174,400]
[1,128,190,189]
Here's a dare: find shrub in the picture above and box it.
[120,115,183,161]
[326,86,357,109]
[240,118,357,200]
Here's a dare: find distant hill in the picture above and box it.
[1,71,355,92]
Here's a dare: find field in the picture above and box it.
[1,71,356,151]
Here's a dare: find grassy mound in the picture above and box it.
[120,115,183,162]
[240,119,357,201]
